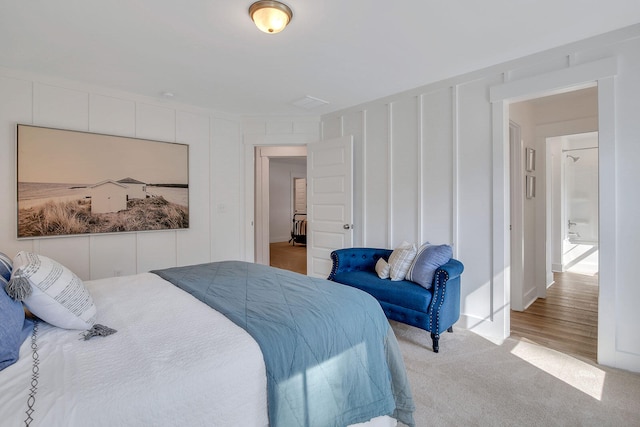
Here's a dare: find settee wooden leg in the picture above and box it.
[431,333,440,353]
[447,326,453,333]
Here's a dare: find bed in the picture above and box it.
[0,253,415,427]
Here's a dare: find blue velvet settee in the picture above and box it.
[328,248,463,352]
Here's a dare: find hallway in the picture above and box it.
[511,271,598,361]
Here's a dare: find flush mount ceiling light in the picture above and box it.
[249,1,293,34]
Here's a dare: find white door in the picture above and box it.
[307,135,354,278]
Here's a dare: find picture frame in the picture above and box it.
[526,175,536,199]
[526,147,536,172]
[17,124,189,238]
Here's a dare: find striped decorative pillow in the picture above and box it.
[0,252,12,287]
[388,242,417,281]
[8,252,96,330]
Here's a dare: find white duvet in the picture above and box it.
[0,273,268,427]
[0,272,396,427]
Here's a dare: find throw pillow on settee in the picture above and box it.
[406,244,453,289]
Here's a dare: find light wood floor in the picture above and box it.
[511,271,598,361]
[270,241,306,275]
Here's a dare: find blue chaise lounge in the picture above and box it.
[328,247,463,352]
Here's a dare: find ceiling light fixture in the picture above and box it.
[249,1,293,34]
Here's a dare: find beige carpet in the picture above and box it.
[391,321,640,426]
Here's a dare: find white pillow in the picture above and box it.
[388,241,417,281]
[10,251,96,330]
[375,258,390,279]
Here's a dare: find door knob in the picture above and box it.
[343,224,353,230]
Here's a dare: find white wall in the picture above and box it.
[0,68,246,280]
[320,25,640,372]
[269,159,307,243]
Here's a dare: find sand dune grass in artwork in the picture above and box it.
[18,197,188,237]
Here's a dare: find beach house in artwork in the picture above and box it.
[89,177,148,214]
[117,177,147,200]
[89,180,128,214]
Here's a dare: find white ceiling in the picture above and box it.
[1,1,639,117]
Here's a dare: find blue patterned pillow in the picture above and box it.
[406,244,453,289]
[1,290,25,372]
[1,251,33,371]
[0,251,12,287]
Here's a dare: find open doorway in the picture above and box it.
[254,136,354,278]
[268,158,307,275]
[490,57,616,365]
[253,145,307,273]
[509,87,599,361]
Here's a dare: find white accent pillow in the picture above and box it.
[375,258,390,279]
[388,241,417,281]
[11,252,96,330]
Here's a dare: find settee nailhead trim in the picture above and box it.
[428,270,449,334]
[328,251,339,280]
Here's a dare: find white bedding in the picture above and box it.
[0,272,397,427]
[0,272,268,427]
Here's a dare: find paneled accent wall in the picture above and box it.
[321,25,640,372]
[0,69,244,280]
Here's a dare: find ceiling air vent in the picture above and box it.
[292,95,329,110]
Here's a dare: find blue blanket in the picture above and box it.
[152,261,415,427]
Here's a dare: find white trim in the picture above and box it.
[417,95,424,244]
[362,109,368,247]
[387,102,394,246]
[244,133,319,147]
[244,142,309,264]
[243,144,256,261]
[489,59,619,366]
[490,57,617,103]
[596,76,617,367]
[493,100,510,333]
[452,85,459,255]
[509,121,524,312]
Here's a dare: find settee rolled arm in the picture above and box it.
[428,259,463,351]
[328,248,392,280]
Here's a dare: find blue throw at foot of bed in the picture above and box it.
[152,261,415,427]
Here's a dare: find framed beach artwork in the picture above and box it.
[16,124,189,238]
